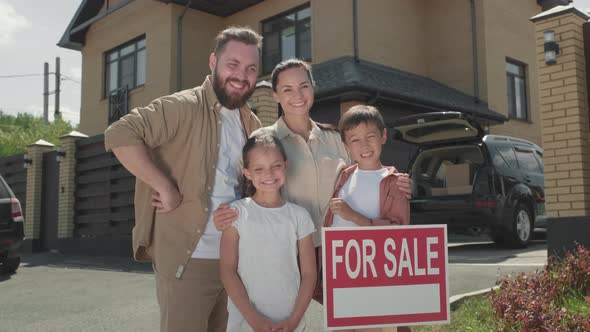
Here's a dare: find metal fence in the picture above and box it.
[0,153,27,213]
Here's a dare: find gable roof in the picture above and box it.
[58,0,264,51]
[312,57,506,123]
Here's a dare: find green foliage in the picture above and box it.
[413,295,502,332]
[0,112,76,157]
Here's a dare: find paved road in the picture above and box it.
[0,234,547,332]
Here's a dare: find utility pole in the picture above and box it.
[55,57,61,119]
[43,62,49,123]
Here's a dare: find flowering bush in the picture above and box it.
[489,244,590,331]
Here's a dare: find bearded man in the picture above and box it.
[104,27,262,332]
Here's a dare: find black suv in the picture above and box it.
[0,174,24,273]
[393,112,544,248]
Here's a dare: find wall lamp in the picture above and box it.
[23,153,32,169]
[544,30,560,65]
[56,146,66,163]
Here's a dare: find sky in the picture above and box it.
[1,0,590,126]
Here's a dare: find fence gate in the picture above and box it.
[41,151,59,251]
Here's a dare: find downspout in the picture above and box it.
[353,0,359,63]
[177,0,192,92]
[470,0,480,103]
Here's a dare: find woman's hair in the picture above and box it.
[240,133,288,197]
[270,59,316,92]
[338,105,386,141]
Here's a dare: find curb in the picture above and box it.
[449,286,499,310]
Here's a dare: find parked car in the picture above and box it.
[392,112,545,248]
[0,174,24,273]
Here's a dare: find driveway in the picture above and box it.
[0,234,547,332]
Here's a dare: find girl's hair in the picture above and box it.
[270,58,316,92]
[240,133,288,197]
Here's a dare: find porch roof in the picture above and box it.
[313,57,507,123]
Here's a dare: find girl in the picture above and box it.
[220,133,317,332]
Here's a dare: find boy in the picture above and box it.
[324,105,411,332]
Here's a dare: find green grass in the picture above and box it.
[560,291,590,316]
[412,295,502,332]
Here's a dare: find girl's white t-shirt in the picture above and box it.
[227,197,315,332]
[332,168,389,227]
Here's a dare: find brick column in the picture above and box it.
[57,131,88,239]
[23,140,55,252]
[532,7,590,217]
[250,80,279,126]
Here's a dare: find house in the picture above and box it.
[58,0,564,170]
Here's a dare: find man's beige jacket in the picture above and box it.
[105,76,261,279]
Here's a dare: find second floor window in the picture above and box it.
[262,5,311,74]
[506,60,528,121]
[105,36,146,97]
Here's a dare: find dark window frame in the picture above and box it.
[103,35,146,98]
[506,58,529,121]
[261,3,311,75]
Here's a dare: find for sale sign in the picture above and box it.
[322,225,449,330]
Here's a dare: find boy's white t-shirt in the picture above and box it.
[332,168,389,227]
[227,197,315,332]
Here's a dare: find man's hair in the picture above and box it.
[213,26,262,55]
[338,105,386,141]
[270,58,315,92]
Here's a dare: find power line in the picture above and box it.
[0,73,46,78]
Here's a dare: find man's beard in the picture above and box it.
[212,67,255,110]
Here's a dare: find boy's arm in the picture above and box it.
[274,234,317,331]
[220,227,274,331]
[375,176,411,226]
[328,198,372,226]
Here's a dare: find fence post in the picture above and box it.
[23,140,55,252]
[57,131,88,241]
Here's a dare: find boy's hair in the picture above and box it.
[271,58,316,92]
[213,26,263,56]
[240,133,287,197]
[338,105,386,141]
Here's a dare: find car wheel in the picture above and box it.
[0,256,20,274]
[508,203,533,248]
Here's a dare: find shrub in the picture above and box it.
[489,245,590,331]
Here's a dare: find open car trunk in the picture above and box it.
[411,145,484,198]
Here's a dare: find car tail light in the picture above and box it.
[474,200,497,208]
[11,198,24,222]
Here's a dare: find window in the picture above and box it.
[506,60,528,120]
[493,146,518,171]
[262,5,311,74]
[105,36,146,97]
[515,148,542,173]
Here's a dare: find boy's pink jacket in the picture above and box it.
[324,164,411,227]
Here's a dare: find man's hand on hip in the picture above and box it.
[152,183,183,213]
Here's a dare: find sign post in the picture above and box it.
[322,225,449,330]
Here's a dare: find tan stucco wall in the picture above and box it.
[172,5,223,91]
[481,0,542,144]
[358,0,427,76]
[423,0,486,98]
[80,0,175,136]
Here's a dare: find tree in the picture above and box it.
[0,112,76,157]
